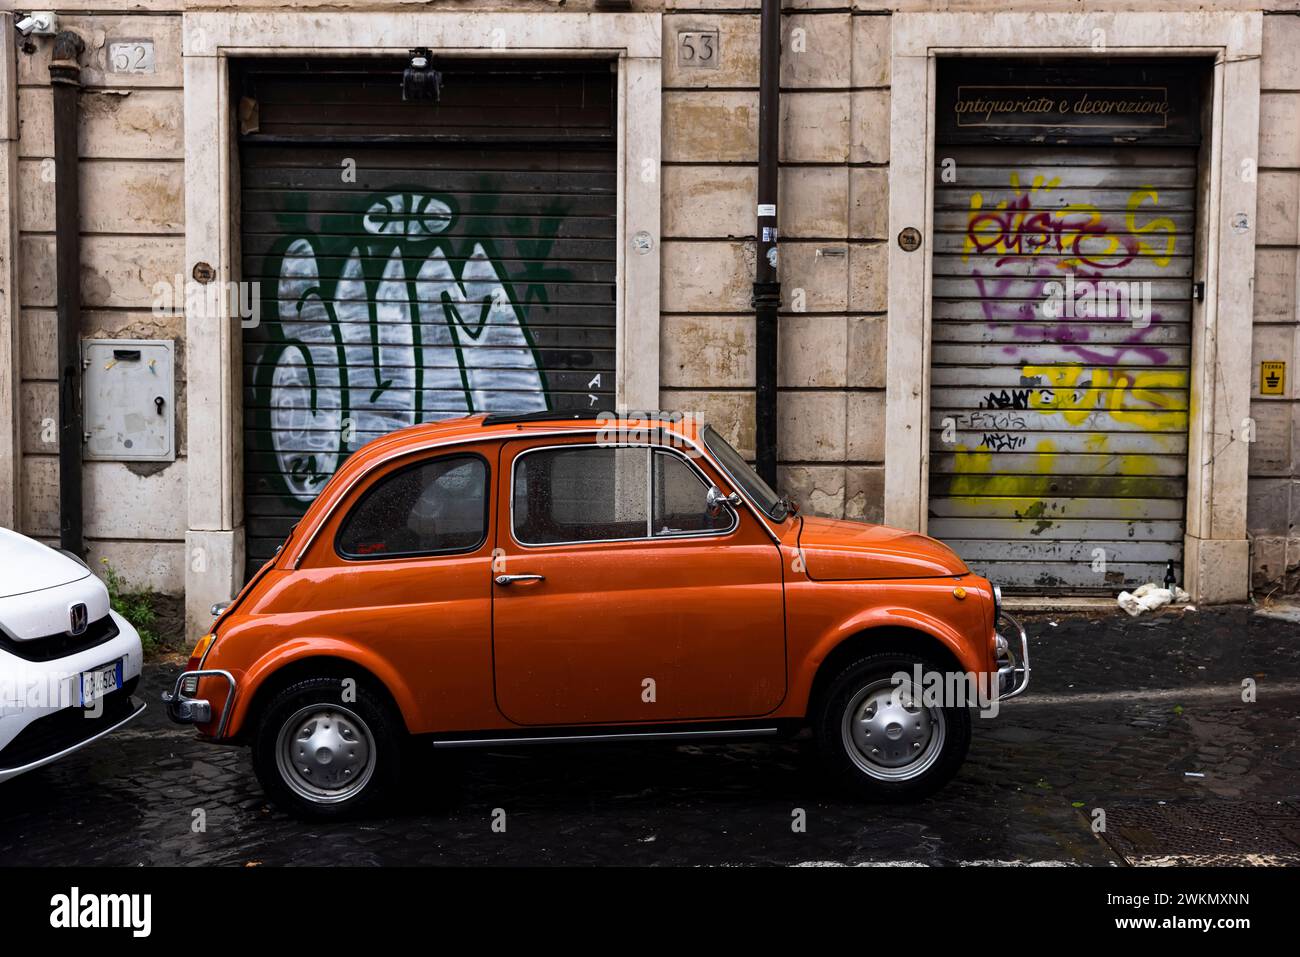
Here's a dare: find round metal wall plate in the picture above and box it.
[897,227,922,252]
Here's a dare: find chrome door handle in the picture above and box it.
[494,574,545,586]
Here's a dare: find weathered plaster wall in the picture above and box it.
[659,4,890,521]
[660,3,1300,604]
[1247,12,1300,594]
[1,0,1296,605]
[12,11,186,592]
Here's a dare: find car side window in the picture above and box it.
[652,450,733,536]
[512,445,734,545]
[513,446,648,545]
[337,455,488,559]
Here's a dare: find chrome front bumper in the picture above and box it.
[995,611,1030,700]
[162,669,237,737]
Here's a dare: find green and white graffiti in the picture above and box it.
[262,191,548,502]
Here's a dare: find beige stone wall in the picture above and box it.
[13,12,186,592]
[659,5,890,521]
[1247,12,1300,594]
[659,3,1300,580]
[3,1,1297,602]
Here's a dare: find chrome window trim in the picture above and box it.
[648,447,741,540]
[508,441,740,549]
[290,426,779,568]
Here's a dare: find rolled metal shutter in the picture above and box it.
[928,144,1195,593]
[238,58,617,574]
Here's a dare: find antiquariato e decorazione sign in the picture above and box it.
[935,60,1203,146]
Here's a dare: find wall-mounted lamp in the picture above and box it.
[403,48,442,102]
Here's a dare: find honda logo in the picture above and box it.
[68,603,88,636]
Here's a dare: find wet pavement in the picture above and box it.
[2,604,1298,866]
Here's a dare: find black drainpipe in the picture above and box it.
[50,31,86,554]
[752,0,782,487]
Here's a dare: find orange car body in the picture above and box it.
[178,413,1007,746]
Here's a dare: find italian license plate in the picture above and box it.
[80,659,122,708]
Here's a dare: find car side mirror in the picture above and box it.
[705,485,742,517]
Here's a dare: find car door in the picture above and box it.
[490,436,787,726]
[306,446,500,732]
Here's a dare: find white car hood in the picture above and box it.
[0,527,91,598]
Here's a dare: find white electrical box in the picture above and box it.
[82,339,175,462]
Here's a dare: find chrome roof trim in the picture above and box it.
[288,425,784,569]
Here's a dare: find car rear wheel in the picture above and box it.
[815,652,971,802]
[252,677,404,820]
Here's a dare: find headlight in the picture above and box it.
[992,584,1002,621]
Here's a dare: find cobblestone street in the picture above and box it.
[2,606,1298,867]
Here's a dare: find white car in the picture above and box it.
[0,528,145,783]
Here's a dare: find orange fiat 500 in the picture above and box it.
[165,411,1028,818]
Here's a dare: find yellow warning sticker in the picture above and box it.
[1261,361,1286,395]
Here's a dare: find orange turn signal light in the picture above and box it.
[187,633,216,670]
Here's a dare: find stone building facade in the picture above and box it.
[0,1,1296,635]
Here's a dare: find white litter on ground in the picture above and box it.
[1116,582,1191,617]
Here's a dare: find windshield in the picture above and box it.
[701,425,788,521]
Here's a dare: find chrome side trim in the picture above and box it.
[431,726,781,749]
[0,698,146,776]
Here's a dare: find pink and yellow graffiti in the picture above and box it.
[944,168,1189,509]
[961,173,1176,271]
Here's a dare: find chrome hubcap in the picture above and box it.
[276,704,376,804]
[841,678,946,781]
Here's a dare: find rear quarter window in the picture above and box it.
[336,454,488,559]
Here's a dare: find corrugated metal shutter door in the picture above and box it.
[238,59,617,574]
[928,145,1195,593]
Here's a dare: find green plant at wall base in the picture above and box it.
[100,559,159,654]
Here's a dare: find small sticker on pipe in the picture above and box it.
[757,204,776,217]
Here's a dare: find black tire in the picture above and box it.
[252,676,405,820]
[814,652,971,802]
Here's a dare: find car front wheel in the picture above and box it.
[252,677,404,820]
[815,652,971,802]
